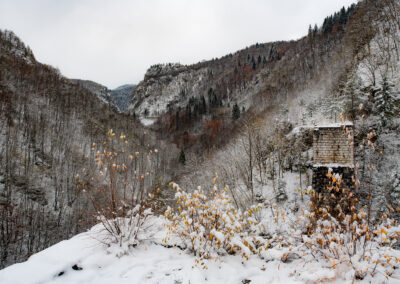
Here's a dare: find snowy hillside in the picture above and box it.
[126,43,284,123]
[0,29,179,268]
[0,30,35,64]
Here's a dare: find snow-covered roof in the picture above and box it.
[314,121,353,128]
[313,163,354,168]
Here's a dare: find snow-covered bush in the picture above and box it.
[93,207,153,256]
[76,129,159,255]
[303,169,400,280]
[163,178,267,268]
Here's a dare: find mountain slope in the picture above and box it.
[70,79,121,112]
[110,84,136,112]
[0,30,178,268]
[127,4,358,154]
[174,0,400,216]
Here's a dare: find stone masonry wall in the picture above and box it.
[313,126,354,165]
[312,125,355,214]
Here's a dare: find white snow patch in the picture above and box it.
[140,117,156,126]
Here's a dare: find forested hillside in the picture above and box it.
[0,30,178,268]
[128,4,359,154]
[173,0,400,217]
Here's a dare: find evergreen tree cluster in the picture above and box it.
[232,103,240,120]
[375,78,398,128]
[179,89,186,99]
[389,171,400,207]
[321,4,356,34]
[208,88,222,109]
[185,96,207,120]
[182,88,225,125]
[268,45,280,61]
[179,149,186,165]
[241,53,268,70]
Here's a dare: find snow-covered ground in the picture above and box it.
[0,219,300,284]
[2,212,400,284]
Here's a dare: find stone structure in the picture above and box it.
[312,123,355,195]
[313,123,354,166]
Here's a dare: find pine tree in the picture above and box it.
[341,72,363,120]
[308,24,314,45]
[179,149,186,165]
[313,24,318,36]
[175,109,180,130]
[375,78,396,128]
[377,170,400,218]
[186,103,191,120]
[201,96,207,114]
[327,94,343,122]
[275,179,287,202]
[389,171,400,207]
[232,103,240,120]
[375,189,388,218]
[339,6,347,26]
[388,170,400,224]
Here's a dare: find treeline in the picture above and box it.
[306,4,356,40]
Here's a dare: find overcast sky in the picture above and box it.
[0,0,357,89]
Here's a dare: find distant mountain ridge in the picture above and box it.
[69,79,120,111]
[70,79,136,112]
[110,84,136,112]
[114,84,136,91]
